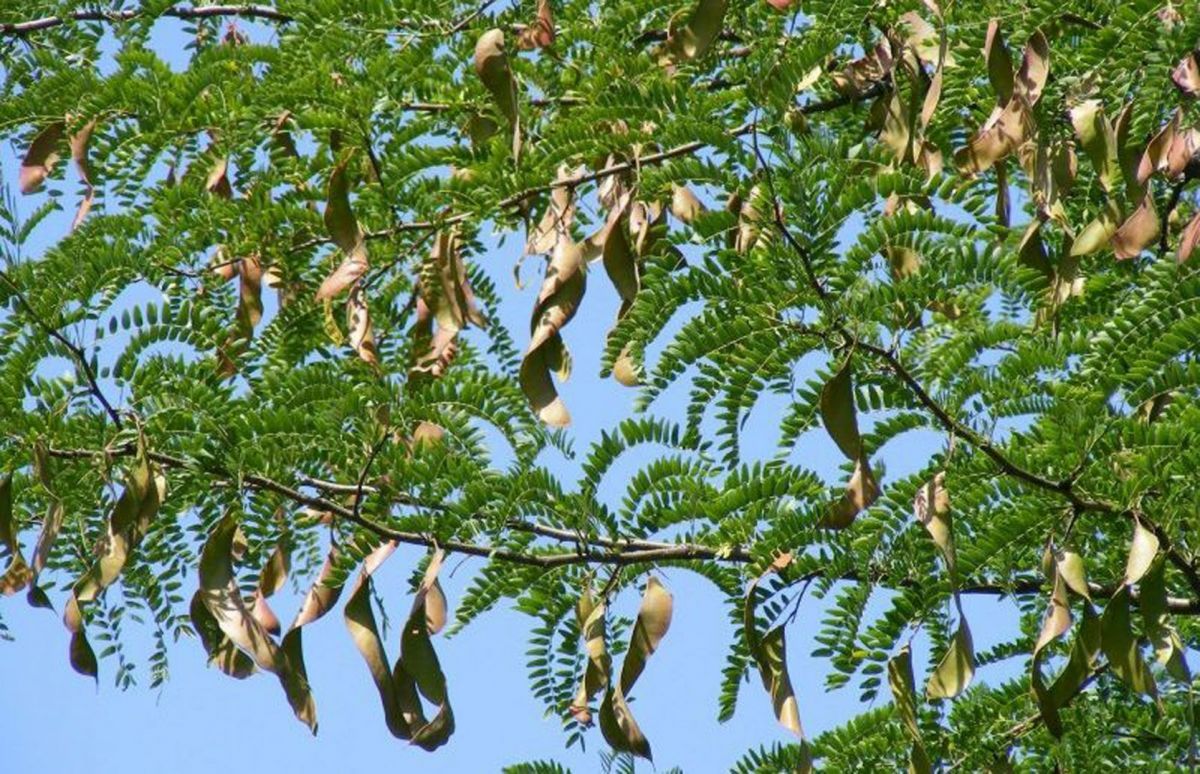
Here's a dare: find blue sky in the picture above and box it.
[0,7,1028,772]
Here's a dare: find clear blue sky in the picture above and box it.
[0,8,1023,772]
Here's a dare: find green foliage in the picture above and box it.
[4,0,1200,768]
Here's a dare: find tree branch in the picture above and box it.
[0,5,292,35]
[855,340,1072,498]
[0,270,123,428]
[290,81,885,252]
[947,667,1108,772]
[40,443,1200,611]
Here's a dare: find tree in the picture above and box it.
[2,0,1200,768]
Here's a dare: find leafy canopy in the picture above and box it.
[3,0,1200,769]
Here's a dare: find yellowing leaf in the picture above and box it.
[819,357,862,460]
[1139,557,1190,682]
[474,29,521,159]
[69,118,98,231]
[1173,51,1200,97]
[888,646,932,774]
[19,122,65,194]
[0,475,32,596]
[664,0,729,63]
[744,560,804,739]
[600,577,672,761]
[926,618,974,699]
[1100,586,1157,699]
[569,588,610,726]
[1111,194,1160,261]
[1125,519,1159,585]
[199,515,317,732]
[520,237,586,425]
[346,283,379,368]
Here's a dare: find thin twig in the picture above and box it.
[0,270,123,428]
[38,442,1200,610]
[447,0,501,35]
[0,5,292,35]
[1160,180,1187,261]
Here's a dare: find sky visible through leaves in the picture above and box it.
[1,4,1040,772]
